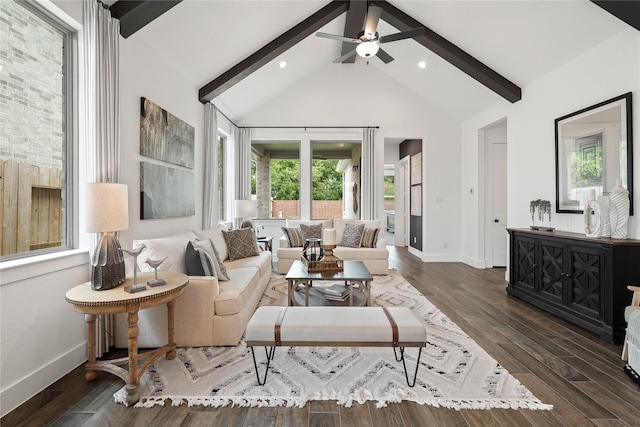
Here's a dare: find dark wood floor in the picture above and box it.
[4,246,639,426]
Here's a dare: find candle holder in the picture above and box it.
[301,242,343,272]
[145,257,168,287]
[320,244,337,260]
[122,245,147,293]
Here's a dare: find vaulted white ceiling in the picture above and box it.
[126,0,628,122]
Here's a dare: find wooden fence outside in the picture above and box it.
[1,159,63,256]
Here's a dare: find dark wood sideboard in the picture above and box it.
[507,228,640,344]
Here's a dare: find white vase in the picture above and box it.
[609,179,629,239]
[584,198,601,238]
[597,195,611,238]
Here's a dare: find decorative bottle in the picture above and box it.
[584,189,601,238]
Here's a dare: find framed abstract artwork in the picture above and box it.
[140,97,195,169]
[140,162,195,219]
[410,153,422,185]
[411,185,422,216]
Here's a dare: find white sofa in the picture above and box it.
[114,226,271,348]
[277,219,389,275]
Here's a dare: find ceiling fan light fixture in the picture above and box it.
[356,41,379,58]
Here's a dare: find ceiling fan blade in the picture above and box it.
[333,47,358,63]
[379,27,424,44]
[376,47,394,64]
[316,32,359,43]
[364,5,382,36]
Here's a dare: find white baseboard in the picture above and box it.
[461,256,487,269]
[407,246,422,259]
[406,246,464,263]
[0,342,87,418]
[422,254,463,262]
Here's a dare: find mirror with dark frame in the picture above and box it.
[555,92,633,215]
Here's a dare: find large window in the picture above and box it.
[311,142,360,220]
[251,141,300,219]
[0,1,74,259]
[250,140,361,220]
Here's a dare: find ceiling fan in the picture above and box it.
[315,5,423,63]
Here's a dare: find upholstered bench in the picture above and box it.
[245,306,427,387]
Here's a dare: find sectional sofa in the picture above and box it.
[277,219,389,275]
[114,225,272,348]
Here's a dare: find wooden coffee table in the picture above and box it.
[286,260,373,307]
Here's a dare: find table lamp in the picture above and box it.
[86,183,129,291]
[234,199,257,229]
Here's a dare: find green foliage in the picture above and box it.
[256,158,345,201]
[569,146,603,188]
[312,159,342,200]
[251,160,256,195]
[384,176,395,199]
[270,160,300,200]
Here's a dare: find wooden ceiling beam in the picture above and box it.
[340,0,367,63]
[199,1,349,104]
[372,0,521,103]
[591,1,640,31]
[109,0,182,39]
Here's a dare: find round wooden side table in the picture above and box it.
[65,271,188,406]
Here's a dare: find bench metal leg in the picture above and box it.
[393,347,423,387]
[250,346,275,385]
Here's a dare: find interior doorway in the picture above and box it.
[482,119,508,268]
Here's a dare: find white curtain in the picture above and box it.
[83,0,120,357]
[203,103,218,229]
[361,128,377,220]
[235,127,252,200]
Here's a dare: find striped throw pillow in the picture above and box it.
[360,227,380,248]
[281,226,304,247]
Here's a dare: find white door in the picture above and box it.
[491,143,508,266]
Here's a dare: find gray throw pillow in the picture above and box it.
[185,242,216,276]
[222,228,260,261]
[209,239,230,281]
[341,223,365,248]
[299,223,322,240]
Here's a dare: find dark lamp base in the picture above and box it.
[91,232,126,291]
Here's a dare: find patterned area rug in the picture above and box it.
[115,272,553,410]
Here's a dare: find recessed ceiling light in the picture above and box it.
[279,61,287,68]
[418,61,427,69]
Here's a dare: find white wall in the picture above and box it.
[117,31,205,251]
[0,1,206,415]
[240,63,462,261]
[461,28,640,267]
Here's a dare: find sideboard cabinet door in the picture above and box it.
[539,239,564,305]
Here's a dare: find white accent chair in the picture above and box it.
[622,285,640,383]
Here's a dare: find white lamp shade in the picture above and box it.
[234,199,257,218]
[356,41,379,58]
[85,183,129,233]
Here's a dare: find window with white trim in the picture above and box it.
[0,0,75,260]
